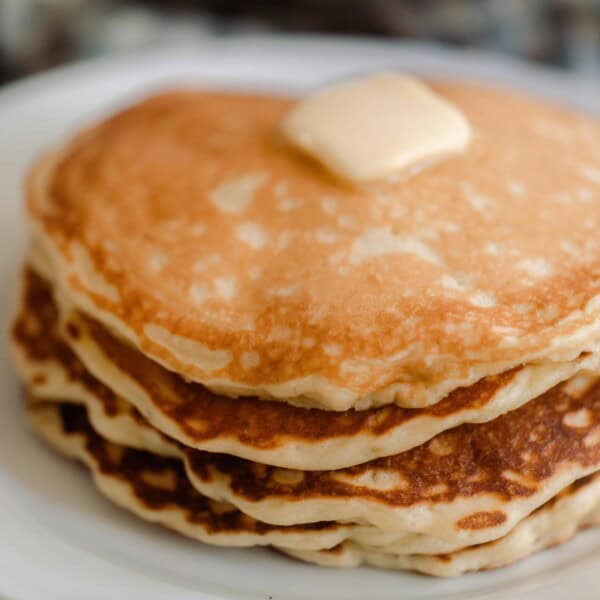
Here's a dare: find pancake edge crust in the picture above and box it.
[27,402,600,577]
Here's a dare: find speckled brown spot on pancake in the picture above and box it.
[31,374,47,386]
[66,322,80,340]
[455,511,507,531]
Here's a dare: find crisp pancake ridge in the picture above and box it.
[27,401,600,577]
[27,84,600,410]
[178,376,600,546]
[25,383,475,554]
[23,377,474,554]
[26,401,349,551]
[13,267,600,470]
[284,473,600,576]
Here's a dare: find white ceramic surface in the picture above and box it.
[0,35,599,600]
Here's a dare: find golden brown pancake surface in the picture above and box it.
[27,84,600,410]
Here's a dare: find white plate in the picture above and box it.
[1,35,599,600]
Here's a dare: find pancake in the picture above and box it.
[13,269,600,547]
[11,286,482,555]
[15,267,600,470]
[12,267,180,458]
[26,401,351,551]
[178,375,600,546]
[285,474,600,576]
[12,281,466,553]
[22,368,468,555]
[27,84,600,411]
[23,379,464,554]
[30,395,507,556]
[28,401,600,577]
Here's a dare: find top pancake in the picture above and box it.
[27,82,600,410]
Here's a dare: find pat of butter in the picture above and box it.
[281,73,472,182]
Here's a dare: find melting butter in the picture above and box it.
[281,73,472,182]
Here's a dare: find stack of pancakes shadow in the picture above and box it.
[10,83,600,577]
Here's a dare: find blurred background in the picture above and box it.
[0,0,598,85]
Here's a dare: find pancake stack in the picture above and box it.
[10,81,600,576]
